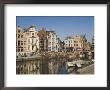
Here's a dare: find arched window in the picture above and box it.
[21,35,23,38]
[18,34,20,38]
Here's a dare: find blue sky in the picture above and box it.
[16,16,94,42]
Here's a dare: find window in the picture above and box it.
[48,42,51,46]
[76,44,78,46]
[18,48,20,52]
[74,44,78,46]
[21,35,23,38]
[48,47,51,51]
[26,33,29,35]
[28,45,30,50]
[56,45,57,48]
[18,30,20,33]
[48,35,51,38]
[21,48,23,52]
[32,33,34,35]
[21,41,23,45]
[32,33,34,37]
[24,41,26,45]
[74,41,76,43]
[18,34,20,38]
[18,41,20,46]
[24,43,26,45]
[28,39,30,44]
[32,46,34,50]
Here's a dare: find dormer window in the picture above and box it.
[32,33,34,37]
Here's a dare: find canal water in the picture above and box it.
[16,52,94,74]
[58,64,68,74]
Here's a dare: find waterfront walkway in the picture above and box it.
[78,63,94,74]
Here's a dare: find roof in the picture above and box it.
[65,36,72,40]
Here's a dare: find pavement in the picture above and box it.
[78,63,94,74]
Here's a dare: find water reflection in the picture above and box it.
[16,52,94,74]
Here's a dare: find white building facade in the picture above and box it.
[24,25,39,54]
[47,31,61,52]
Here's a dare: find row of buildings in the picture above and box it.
[64,35,94,52]
[16,25,94,56]
[16,25,63,56]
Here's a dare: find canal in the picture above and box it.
[16,52,94,74]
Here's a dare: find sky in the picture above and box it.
[16,16,94,42]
